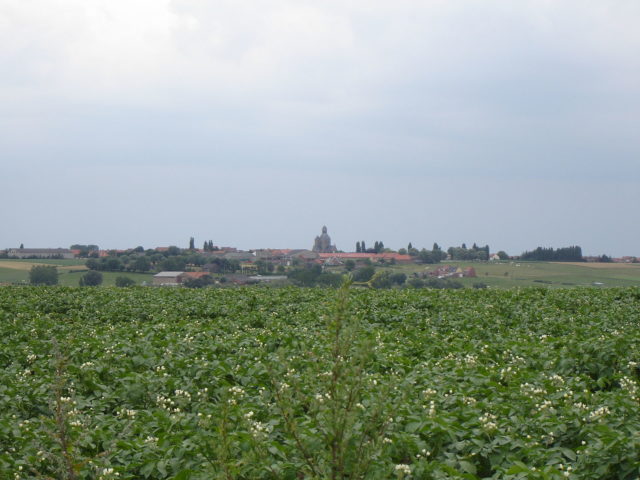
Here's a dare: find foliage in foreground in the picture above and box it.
[1,286,639,479]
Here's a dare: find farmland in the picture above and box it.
[386,261,640,289]
[1,286,639,479]
[2,258,640,289]
[0,260,154,287]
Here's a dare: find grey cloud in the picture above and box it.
[1,1,639,254]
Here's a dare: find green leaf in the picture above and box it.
[171,470,193,480]
[559,448,576,461]
[459,460,477,475]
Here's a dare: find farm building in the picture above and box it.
[153,271,184,286]
[153,271,215,286]
[7,248,75,259]
[180,272,212,281]
[317,253,414,264]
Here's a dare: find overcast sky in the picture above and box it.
[1,1,639,256]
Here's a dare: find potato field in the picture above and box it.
[1,285,639,479]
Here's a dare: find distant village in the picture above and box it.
[2,226,638,287]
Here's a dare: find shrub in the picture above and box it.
[389,273,407,285]
[183,275,213,289]
[352,266,375,282]
[79,271,103,286]
[29,265,58,285]
[370,271,393,289]
[115,276,136,287]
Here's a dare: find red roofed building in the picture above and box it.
[317,253,414,263]
[180,272,212,281]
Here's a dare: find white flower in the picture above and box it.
[395,464,412,475]
[479,412,497,431]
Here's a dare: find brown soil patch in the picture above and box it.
[556,262,640,269]
[0,261,49,271]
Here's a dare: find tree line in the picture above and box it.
[519,246,583,262]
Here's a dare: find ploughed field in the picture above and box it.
[1,286,639,479]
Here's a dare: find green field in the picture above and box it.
[3,258,640,289]
[1,286,639,479]
[372,261,640,289]
[0,259,153,286]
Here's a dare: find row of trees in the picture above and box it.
[287,265,343,287]
[84,250,239,274]
[520,246,583,262]
[202,240,219,252]
[355,241,386,254]
[448,243,491,261]
[28,266,136,287]
[286,262,468,290]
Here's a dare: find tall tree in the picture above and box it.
[356,242,361,253]
[361,241,366,252]
[189,237,195,250]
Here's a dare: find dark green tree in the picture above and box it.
[418,249,435,264]
[79,270,103,286]
[189,237,195,250]
[183,275,213,288]
[85,258,99,270]
[115,276,136,287]
[287,264,323,287]
[407,277,425,288]
[432,243,446,262]
[356,242,361,253]
[106,258,123,271]
[370,271,393,289]
[255,260,275,275]
[132,256,151,272]
[29,265,58,285]
[161,256,187,271]
[316,272,343,287]
[352,265,375,282]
